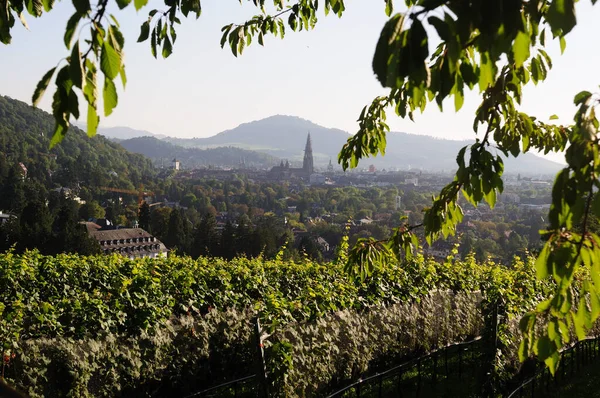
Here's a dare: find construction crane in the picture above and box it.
[100,185,154,205]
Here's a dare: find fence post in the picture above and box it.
[458,347,462,380]
[397,370,403,398]
[255,317,269,398]
[445,348,448,379]
[577,343,580,372]
[531,368,535,398]
[432,351,438,384]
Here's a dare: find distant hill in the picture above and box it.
[377,132,563,175]
[0,96,156,191]
[119,136,280,168]
[164,115,350,166]
[72,123,167,141]
[162,115,563,175]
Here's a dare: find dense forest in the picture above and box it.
[0,96,158,254]
[0,96,156,191]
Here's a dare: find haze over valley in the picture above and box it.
[100,114,563,175]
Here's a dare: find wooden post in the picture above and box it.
[255,317,269,398]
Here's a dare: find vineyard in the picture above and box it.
[0,249,590,397]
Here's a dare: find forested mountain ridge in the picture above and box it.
[0,95,156,192]
[119,136,280,169]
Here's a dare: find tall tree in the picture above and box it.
[150,207,171,242]
[50,198,100,255]
[219,221,236,260]
[79,201,106,221]
[191,212,218,258]
[138,201,151,232]
[165,208,190,254]
[0,164,25,213]
[19,198,53,251]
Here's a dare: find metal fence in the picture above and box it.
[326,337,485,398]
[506,336,600,398]
[183,374,259,398]
[184,318,268,398]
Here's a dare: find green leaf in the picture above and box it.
[87,104,99,137]
[42,0,54,12]
[574,91,592,106]
[546,0,576,35]
[428,16,450,41]
[549,114,559,120]
[372,14,405,88]
[50,124,66,148]
[453,75,464,111]
[591,291,600,322]
[83,60,98,107]
[162,36,172,58]
[71,0,90,15]
[478,53,494,91]
[385,0,393,17]
[535,242,551,279]
[544,351,560,376]
[115,0,131,9]
[100,41,121,80]
[518,337,529,362]
[151,28,157,58]
[64,13,81,49]
[108,25,124,52]
[573,299,591,340]
[513,30,530,68]
[535,335,556,361]
[26,0,43,16]
[134,0,148,11]
[32,67,56,107]
[558,320,570,344]
[170,25,177,43]
[137,21,150,42]
[560,36,566,54]
[119,66,127,88]
[68,90,80,119]
[69,42,83,89]
[103,77,118,116]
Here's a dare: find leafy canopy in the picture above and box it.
[2,0,600,372]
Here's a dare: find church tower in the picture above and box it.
[303,132,314,175]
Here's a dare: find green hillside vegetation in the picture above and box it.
[0,95,160,254]
[0,250,561,397]
[0,96,156,192]
[119,136,280,169]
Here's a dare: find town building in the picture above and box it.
[84,221,168,259]
[269,133,314,179]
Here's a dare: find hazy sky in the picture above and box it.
[1,1,599,145]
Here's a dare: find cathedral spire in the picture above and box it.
[303,132,314,175]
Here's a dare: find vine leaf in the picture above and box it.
[32,67,56,107]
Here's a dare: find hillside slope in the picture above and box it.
[0,96,156,191]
